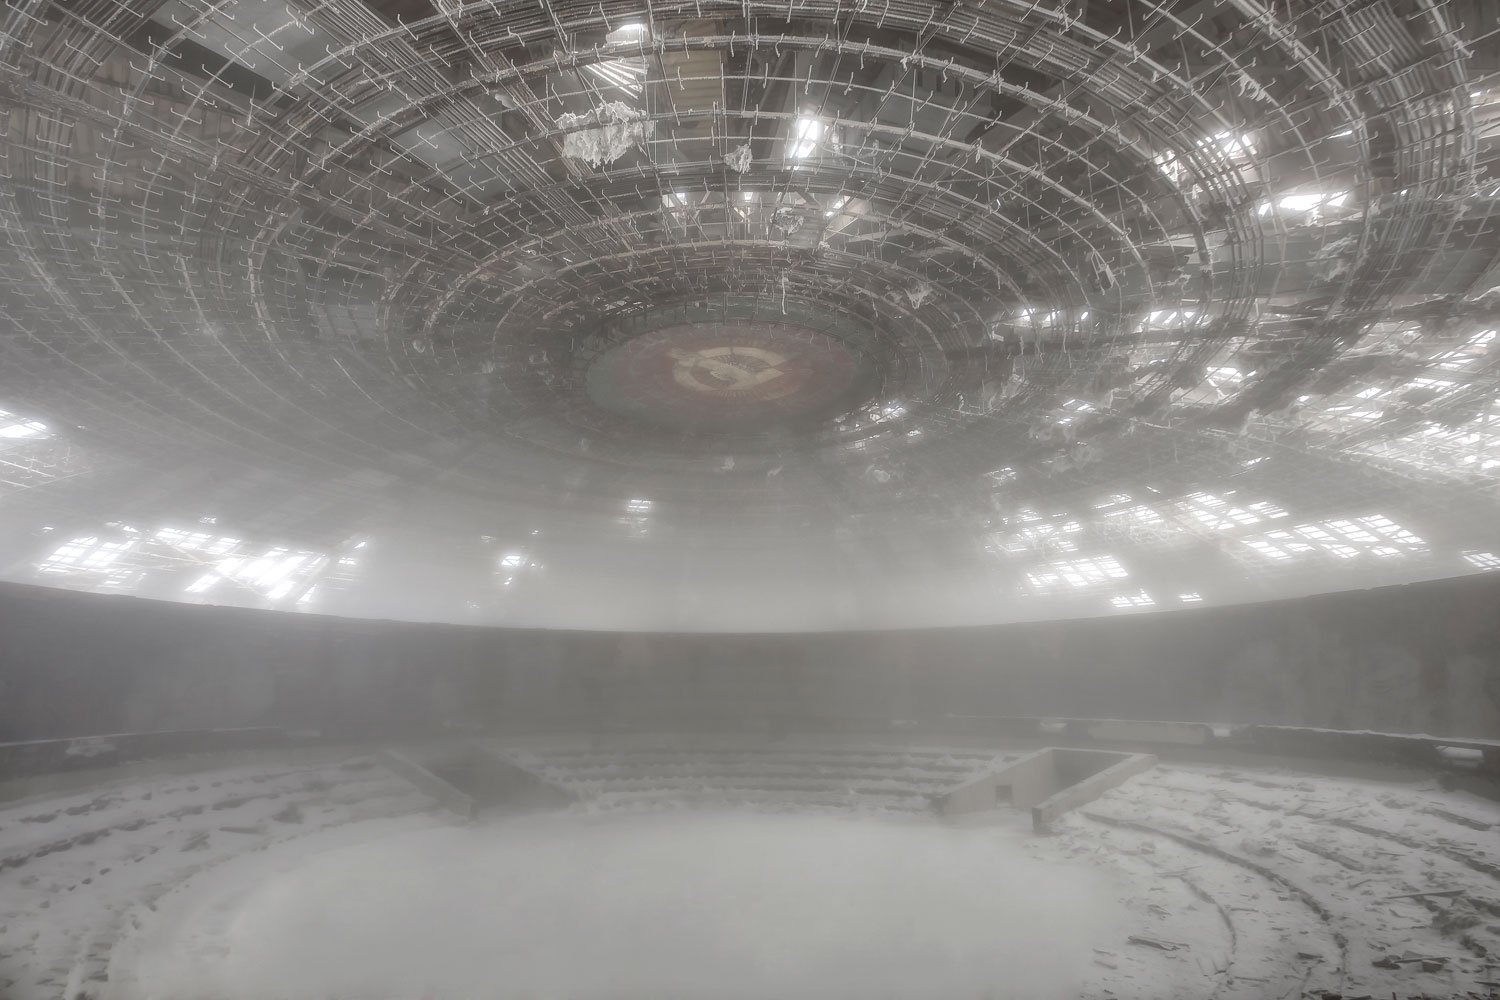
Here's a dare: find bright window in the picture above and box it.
[1026,554,1129,593]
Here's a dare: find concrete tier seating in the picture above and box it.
[491,742,1014,814]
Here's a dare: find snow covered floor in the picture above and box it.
[0,754,434,1000]
[110,811,1124,1000]
[1055,763,1500,998]
[2,742,1499,1000]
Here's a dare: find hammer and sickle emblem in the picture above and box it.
[668,346,790,394]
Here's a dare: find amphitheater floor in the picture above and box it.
[2,739,1498,1000]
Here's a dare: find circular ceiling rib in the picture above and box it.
[1,0,1498,629]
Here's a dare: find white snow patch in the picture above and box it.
[116,810,1126,1000]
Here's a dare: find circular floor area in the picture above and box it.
[585,322,868,431]
[115,811,1124,1000]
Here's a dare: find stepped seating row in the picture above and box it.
[495,744,1013,814]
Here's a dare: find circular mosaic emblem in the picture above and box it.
[586,322,865,429]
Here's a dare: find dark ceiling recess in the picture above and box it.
[1,0,1499,631]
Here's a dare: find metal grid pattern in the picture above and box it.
[2,0,1500,628]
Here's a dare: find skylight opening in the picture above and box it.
[1026,554,1129,594]
[587,23,650,96]
[1153,132,1256,185]
[1257,190,1351,219]
[37,523,332,603]
[1110,590,1155,608]
[584,59,648,96]
[1431,329,1496,370]
[788,116,825,159]
[1243,514,1426,562]
[1177,491,1285,531]
[265,580,298,601]
[1103,504,1164,527]
[184,573,218,594]
[1140,309,1201,331]
[0,408,49,440]
[39,536,134,573]
[1462,550,1500,570]
[1179,592,1203,603]
[1243,535,1312,561]
[992,516,1082,555]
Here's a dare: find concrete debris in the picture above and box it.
[1383,889,1465,901]
[1313,235,1360,283]
[1127,934,1188,951]
[558,102,656,167]
[1373,952,1450,970]
[724,143,753,173]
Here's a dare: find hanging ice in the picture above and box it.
[558,102,656,167]
[724,142,753,173]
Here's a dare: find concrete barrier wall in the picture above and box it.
[469,744,577,809]
[1082,720,1212,745]
[1033,752,1157,831]
[940,747,1157,830]
[376,749,476,821]
[939,748,1055,814]
[1246,725,1500,775]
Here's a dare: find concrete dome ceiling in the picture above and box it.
[2,0,1500,630]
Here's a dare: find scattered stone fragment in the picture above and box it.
[1127,934,1188,952]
